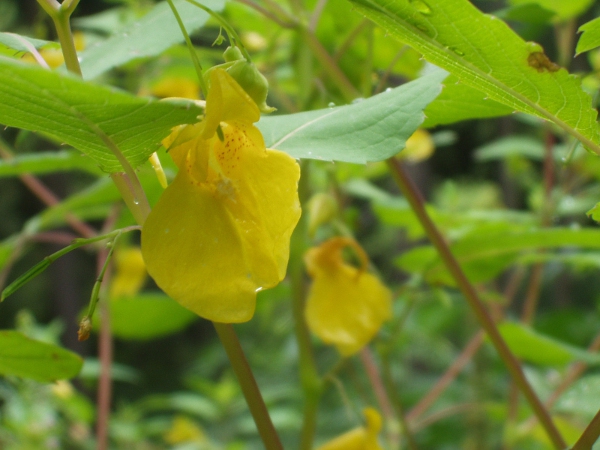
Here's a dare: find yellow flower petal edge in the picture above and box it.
[141,68,301,323]
[304,237,392,356]
[316,407,384,450]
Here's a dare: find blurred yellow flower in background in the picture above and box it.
[22,32,85,69]
[397,128,435,163]
[109,247,147,299]
[141,68,301,323]
[304,237,392,356]
[317,407,384,450]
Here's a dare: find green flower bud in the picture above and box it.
[223,45,244,63]
[227,58,276,113]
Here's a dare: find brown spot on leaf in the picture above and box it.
[527,52,560,73]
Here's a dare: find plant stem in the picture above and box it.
[407,330,485,423]
[95,208,119,450]
[213,322,283,450]
[385,157,567,450]
[572,408,600,450]
[290,160,323,450]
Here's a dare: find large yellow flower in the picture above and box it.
[305,237,392,356]
[141,69,301,323]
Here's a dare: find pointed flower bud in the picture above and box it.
[304,237,392,356]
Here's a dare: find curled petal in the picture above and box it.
[305,238,392,356]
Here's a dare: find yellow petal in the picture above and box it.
[141,165,258,323]
[398,128,435,163]
[110,247,147,299]
[305,238,392,356]
[202,68,260,139]
[316,408,384,450]
[212,120,301,285]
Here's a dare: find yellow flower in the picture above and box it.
[141,68,301,323]
[317,407,384,450]
[397,128,435,163]
[305,237,392,356]
[110,247,147,299]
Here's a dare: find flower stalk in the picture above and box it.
[385,157,567,450]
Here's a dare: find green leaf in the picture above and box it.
[555,375,600,418]
[498,322,600,366]
[0,57,202,172]
[0,32,55,55]
[508,0,594,21]
[348,0,600,153]
[576,17,600,56]
[495,3,556,24]
[78,0,224,79]
[0,150,103,177]
[396,228,600,285]
[258,69,447,162]
[422,75,513,127]
[100,295,197,341]
[0,330,83,381]
[474,136,546,161]
[587,201,600,222]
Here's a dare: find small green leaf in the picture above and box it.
[0,331,83,381]
[78,0,224,79]
[101,295,197,340]
[508,0,594,21]
[495,3,556,24]
[576,16,600,56]
[586,201,600,222]
[0,57,202,172]
[348,0,600,153]
[0,32,55,55]
[258,69,447,162]
[498,322,600,366]
[0,150,102,177]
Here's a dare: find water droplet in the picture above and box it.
[449,47,465,56]
[327,102,336,108]
[352,97,364,104]
[410,0,432,15]
[385,87,393,92]
[133,199,139,205]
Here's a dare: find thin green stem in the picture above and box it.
[290,161,323,450]
[36,0,82,76]
[83,231,121,323]
[166,0,208,97]
[572,408,600,450]
[1,227,139,302]
[213,323,283,450]
[185,0,253,62]
[385,157,567,450]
